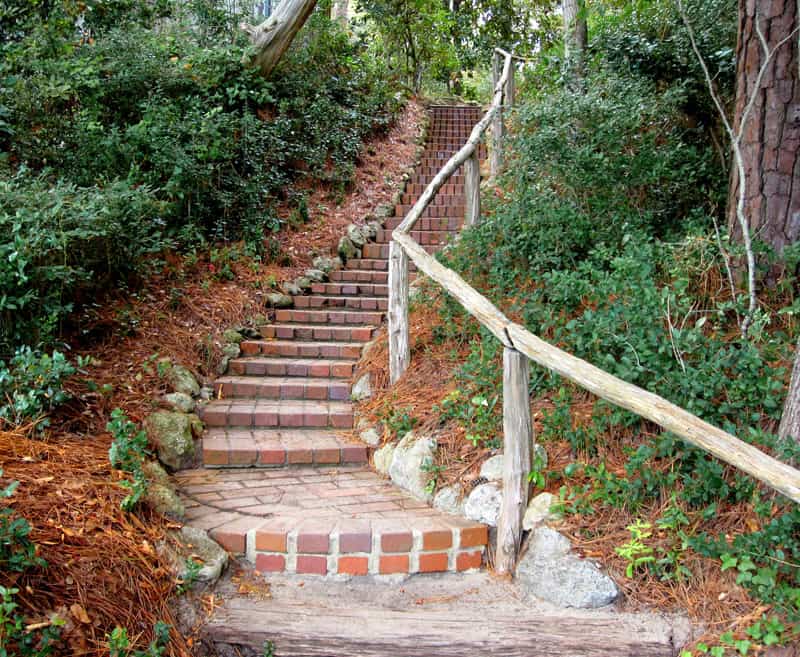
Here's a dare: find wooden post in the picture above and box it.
[388,240,410,383]
[464,148,481,227]
[496,347,532,575]
[505,58,515,107]
[491,51,505,179]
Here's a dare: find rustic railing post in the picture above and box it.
[388,240,410,383]
[464,148,481,227]
[505,56,515,107]
[496,347,532,575]
[490,51,505,179]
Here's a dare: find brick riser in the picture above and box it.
[188,105,489,577]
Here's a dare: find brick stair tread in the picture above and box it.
[215,376,350,400]
[200,398,353,430]
[239,339,364,359]
[273,309,385,325]
[227,357,356,378]
[202,428,368,467]
[261,324,376,341]
[177,465,488,576]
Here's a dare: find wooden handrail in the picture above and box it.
[388,48,800,577]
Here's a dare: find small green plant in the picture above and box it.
[421,459,445,495]
[176,557,202,595]
[108,621,170,657]
[527,447,548,490]
[107,409,150,511]
[262,640,275,657]
[379,404,418,440]
[0,586,63,657]
[615,520,655,577]
[0,470,46,572]
[0,347,77,429]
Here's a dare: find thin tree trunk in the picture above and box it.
[727,0,800,257]
[780,339,800,445]
[241,0,318,78]
[563,0,587,66]
[331,0,348,24]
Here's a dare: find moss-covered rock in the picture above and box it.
[169,365,200,397]
[145,411,197,471]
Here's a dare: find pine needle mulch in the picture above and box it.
[1,100,425,655]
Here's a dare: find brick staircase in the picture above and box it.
[178,105,489,577]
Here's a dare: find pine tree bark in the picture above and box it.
[241,0,318,78]
[563,0,587,65]
[727,0,800,256]
[780,339,800,445]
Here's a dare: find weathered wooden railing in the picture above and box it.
[388,48,800,574]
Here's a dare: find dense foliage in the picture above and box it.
[0,0,400,352]
[423,0,800,634]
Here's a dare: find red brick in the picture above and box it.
[314,448,341,465]
[255,529,287,552]
[228,448,258,466]
[287,447,313,464]
[422,530,453,551]
[341,445,368,463]
[456,550,483,571]
[379,554,409,574]
[255,553,285,573]
[381,531,413,553]
[331,363,353,378]
[210,528,246,554]
[338,556,369,576]
[460,526,488,548]
[419,552,449,573]
[258,447,286,465]
[339,530,372,553]
[296,555,328,575]
[240,341,261,355]
[297,531,330,554]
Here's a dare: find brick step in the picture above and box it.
[384,217,462,230]
[412,174,464,185]
[202,429,368,468]
[417,166,466,175]
[215,376,350,402]
[310,282,388,297]
[400,193,464,206]
[422,146,485,155]
[228,357,356,379]
[345,258,391,271]
[294,294,388,311]
[363,243,440,260]
[177,465,488,576]
[260,323,376,343]
[273,308,384,326]
[239,340,363,360]
[395,205,465,219]
[200,399,353,430]
[329,269,389,283]
[406,183,464,195]
[375,229,453,246]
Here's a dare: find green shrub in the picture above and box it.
[0,347,77,428]
[0,175,167,350]
[107,409,149,511]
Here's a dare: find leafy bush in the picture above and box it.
[0,347,77,428]
[0,1,401,350]
[107,409,149,511]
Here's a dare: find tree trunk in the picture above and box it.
[563,0,587,65]
[780,338,800,445]
[331,0,348,24]
[727,0,800,256]
[241,0,318,78]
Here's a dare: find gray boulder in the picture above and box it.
[295,276,313,291]
[312,256,343,273]
[359,427,381,447]
[347,224,369,247]
[282,281,302,297]
[338,236,360,261]
[164,392,195,414]
[222,328,244,344]
[516,527,619,609]
[375,203,394,219]
[351,373,372,401]
[169,365,200,397]
[388,431,437,502]
[177,526,229,584]
[373,443,395,475]
[522,492,560,530]
[433,484,465,516]
[145,482,186,519]
[304,268,327,282]
[465,482,502,526]
[364,221,381,240]
[265,292,293,308]
[145,411,197,471]
[222,343,241,360]
[479,454,504,482]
